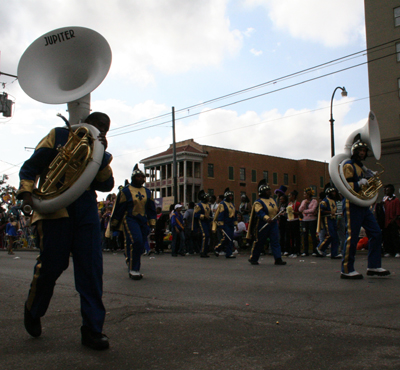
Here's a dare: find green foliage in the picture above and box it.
[0,174,17,207]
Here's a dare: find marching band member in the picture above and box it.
[247,180,286,266]
[19,112,114,350]
[315,187,341,259]
[213,188,237,258]
[193,190,211,258]
[110,164,156,279]
[340,140,390,279]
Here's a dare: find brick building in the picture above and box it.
[364,1,400,188]
[141,139,329,206]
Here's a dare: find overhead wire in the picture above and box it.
[109,37,400,135]
[108,48,397,138]
[111,88,399,159]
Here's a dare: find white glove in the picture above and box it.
[365,169,378,179]
[358,178,368,187]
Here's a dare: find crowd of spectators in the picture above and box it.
[134,185,400,260]
[3,184,399,260]
[0,202,37,253]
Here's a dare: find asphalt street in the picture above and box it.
[1,249,399,370]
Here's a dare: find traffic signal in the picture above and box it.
[0,93,13,117]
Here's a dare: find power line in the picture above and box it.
[109,49,397,138]
[109,37,400,135]
[111,88,398,159]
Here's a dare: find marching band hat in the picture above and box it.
[131,164,146,177]
[224,188,233,198]
[351,140,369,157]
[274,185,287,195]
[198,190,210,202]
[325,187,337,195]
[258,179,271,196]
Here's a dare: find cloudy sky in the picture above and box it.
[0,0,369,199]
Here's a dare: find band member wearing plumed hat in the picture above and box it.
[247,180,286,265]
[212,188,237,258]
[315,187,341,259]
[340,138,390,279]
[18,112,114,350]
[110,164,156,280]
[193,190,211,257]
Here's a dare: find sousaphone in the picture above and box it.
[18,26,112,213]
[329,111,383,207]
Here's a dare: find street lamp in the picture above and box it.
[329,86,348,157]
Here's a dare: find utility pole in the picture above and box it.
[172,107,178,203]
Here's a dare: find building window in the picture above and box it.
[273,172,278,185]
[208,163,214,178]
[263,171,268,182]
[293,174,297,184]
[194,162,201,178]
[398,78,400,98]
[320,176,324,188]
[228,166,234,180]
[208,189,214,196]
[240,168,246,181]
[284,173,288,186]
[187,161,193,177]
[252,193,257,203]
[178,161,184,177]
[252,169,257,182]
[396,43,400,62]
[395,6,400,27]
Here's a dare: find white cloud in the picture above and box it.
[250,48,263,56]
[242,0,365,48]
[244,27,256,37]
[1,0,242,86]
[160,96,356,163]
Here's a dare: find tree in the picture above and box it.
[0,174,18,210]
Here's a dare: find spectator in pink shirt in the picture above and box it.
[299,187,319,256]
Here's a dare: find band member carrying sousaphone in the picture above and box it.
[19,112,114,349]
[17,26,113,350]
[329,112,390,279]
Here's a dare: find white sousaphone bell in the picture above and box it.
[18,26,112,214]
[329,111,383,207]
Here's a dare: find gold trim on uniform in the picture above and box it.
[36,128,56,150]
[95,165,113,183]
[343,199,352,274]
[128,186,148,217]
[17,179,35,196]
[26,221,44,310]
[123,217,135,271]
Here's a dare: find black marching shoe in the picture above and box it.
[340,271,363,279]
[200,254,209,258]
[274,258,287,265]
[366,268,391,277]
[226,255,236,259]
[24,303,42,337]
[248,259,259,265]
[81,326,109,350]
